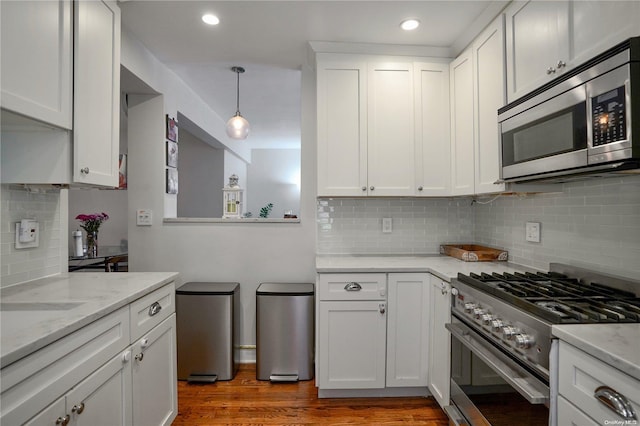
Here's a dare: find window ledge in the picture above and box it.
[163,217,301,224]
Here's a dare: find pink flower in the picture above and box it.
[76,212,109,234]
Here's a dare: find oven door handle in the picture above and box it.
[446,322,549,405]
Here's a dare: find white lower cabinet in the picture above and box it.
[0,282,177,426]
[317,272,431,393]
[428,277,451,407]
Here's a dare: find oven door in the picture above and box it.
[445,317,550,426]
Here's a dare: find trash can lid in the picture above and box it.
[256,282,314,296]
[177,282,239,295]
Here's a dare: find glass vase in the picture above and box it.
[87,231,98,258]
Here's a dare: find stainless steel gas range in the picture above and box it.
[445,263,640,426]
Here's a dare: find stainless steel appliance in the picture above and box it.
[499,37,640,183]
[446,264,640,426]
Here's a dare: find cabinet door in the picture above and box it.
[569,1,640,68]
[557,395,599,426]
[449,50,475,196]
[131,314,177,426]
[367,62,415,196]
[386,273,429,387]
[414,62,451,196]
[317,61,368,196]
[0,0,72,129]
[473,15,506,195]
[23,396,66,426]
[73,0,120,186]
[66,352,132,426]
[505,1,569,102]
[318,301,387,389]
[428,277,451,408]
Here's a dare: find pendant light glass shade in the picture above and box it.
[226,66,250,140]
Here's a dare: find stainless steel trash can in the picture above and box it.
[176,282,239,382]
[256,282,314,382]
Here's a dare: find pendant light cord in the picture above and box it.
[235,69,241,114]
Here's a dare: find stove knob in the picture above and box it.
[491,319,504,332]
[502,325,518,340]
[515,334,536,349]
[473,307,487,319]
[481,313,494,325]
[464,303,476,313]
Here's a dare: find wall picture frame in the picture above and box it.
[166,168,178,194]
[166,114,178,142]
[166,141,178,168]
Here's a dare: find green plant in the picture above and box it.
[259,203,274,218]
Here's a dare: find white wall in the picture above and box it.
[67,188,128,248]
[246,149,301,218]
[122,32,317,362]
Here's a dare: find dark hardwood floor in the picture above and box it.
[173,364,449,425]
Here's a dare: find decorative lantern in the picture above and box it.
[222,174,244,218]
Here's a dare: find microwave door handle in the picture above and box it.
[446,322,549,404]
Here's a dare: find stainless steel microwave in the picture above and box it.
[498,37,640,183]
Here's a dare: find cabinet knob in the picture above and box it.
[546,66,556,75]
[135,352,144,362]
[418,186,423,191]
[557,60,566,69]
[140,337,149,348]
[379,303,386,314]
[71,403,85,415]
[80,167,90,174]
[362,186,367,191]
[148,301,162,317]
[122,350,131,363]
[56,415,70,425]
[370,186,375,191]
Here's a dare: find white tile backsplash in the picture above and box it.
[1,185,63,287]
[316,175,640,279]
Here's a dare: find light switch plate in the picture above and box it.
[382,217,392,233]
[136,209,153,226]
[525,222,541,243]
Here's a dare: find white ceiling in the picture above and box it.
[120,1,505,149]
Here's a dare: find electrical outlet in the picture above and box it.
[136,209,153,226]
[525,222,541,243]
[15,220,39,249]
[382,218,393,233]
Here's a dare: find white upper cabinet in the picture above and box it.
[367,62,415,196]
[73,0,121,187]
[414,63,451,196]
[0,0,73,129]
[505,1,569,102]
[449,49,475,196]
[317,60,368,196]
[506,0,640,103]
[473,15,506,194]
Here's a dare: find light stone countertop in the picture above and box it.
[552,323,640,381]
[316,255,536,281]
[0,272,179,367]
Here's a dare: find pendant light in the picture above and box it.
[226,66,250,140]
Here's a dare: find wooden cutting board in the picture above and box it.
[440,244,508,262]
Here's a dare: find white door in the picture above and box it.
[473,15,506,195]
[73,0,121,186]
[317,61,368,196]
[318,301,387,389]
[386,273,429,387]
[449,50,475,196]
[414,62,451,196]
[367,62,415,196]
[428,277,452,408]
[131,315,177,426]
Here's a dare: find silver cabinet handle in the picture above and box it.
[148,301,162,316]
[441,285,448,295]
[370,186,375,191]
[546,66,556,74]
[361,186,367,191]
[594,386,637,420]
[80,167,90,174]
[344,282,362,291]
[71,403,85,415]
[135,353,144,362]
[379,303,385,314]
[418,186,423,191]
[56,415,70,425]
[557,60,566,68]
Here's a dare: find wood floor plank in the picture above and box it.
[173,364,449,425]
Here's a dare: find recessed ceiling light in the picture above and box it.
[202,14,220,26]
[400,19,420,31]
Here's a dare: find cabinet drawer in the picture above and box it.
[558,341,640,424]
[130,282,175,342]
[557,395,598,426]
[0,306,129,425]
[318,273,386,301]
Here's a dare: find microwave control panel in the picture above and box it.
[591,85,627,146]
